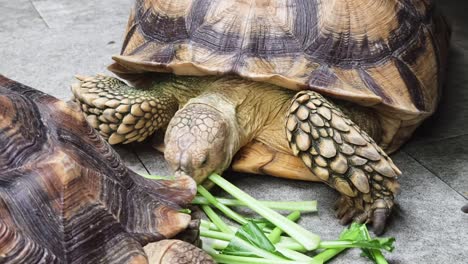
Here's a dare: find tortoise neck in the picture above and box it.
[183,77,295,153]
[241,83,294,154]
[158,75,219,107]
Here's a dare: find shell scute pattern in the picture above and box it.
[111,0,449,151]
[0,75,199,263]
[116,0,446,112]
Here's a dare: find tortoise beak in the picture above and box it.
[174,169,191,179]
[174,169,211,185]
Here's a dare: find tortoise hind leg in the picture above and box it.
[71,75,178,144]
[286,91,401,235]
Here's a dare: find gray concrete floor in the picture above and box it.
[1,0,467,263]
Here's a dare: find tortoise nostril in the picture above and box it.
[200,154,209,167]
[178,152,193,175]
[179,164,192,175]
[179,162,192,175]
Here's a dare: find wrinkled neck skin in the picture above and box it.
[151,74,220,107]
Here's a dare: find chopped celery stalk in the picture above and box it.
[200,222,307,251]
[139,174,175,180]
[277,237,307,252]
[198,174,394,264]
[197,185,248,225]
[222,236,287,260]
[201,236,229,250]
[318,239,394,251]
[268,211,301,244]
[200,219,215,230]
[312,248,345,263]
[371,252,388,264]
[202,243,219,256]
[201,229,234,242]
[212,254,320,264]
[192,196,317,212]
[276,246,318,262]
[358,223,390,264]
[201,205,233,234]
[312,226,358,263]
[221,221,287,260]
[201,216,392,253]
[203,218,272,234]
[313,223,394,263]
[208,239,229,250]
[178,208,191,214]
[201,228,307,252]
[208,174,321,250]
[205,237,311,257]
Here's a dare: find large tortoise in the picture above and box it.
[72,0,450,234]
[0,75,213,263]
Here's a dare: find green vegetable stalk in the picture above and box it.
[142,172,395,263]
[208,173,321,251]
[201,205,233,234]
[192,196,317,212]
[268,211,301,244]
[197,185,248,225]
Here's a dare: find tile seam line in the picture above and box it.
[403,150,467,200]
[30,0,50,28]
[131,146,151,174]
[408,133,468,146]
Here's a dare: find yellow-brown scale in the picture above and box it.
[72,75,179,145]
[286,91,401,233]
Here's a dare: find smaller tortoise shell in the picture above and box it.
[110,0,450,151]
[0,75,199,263]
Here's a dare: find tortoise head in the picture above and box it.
[164,103,238,183]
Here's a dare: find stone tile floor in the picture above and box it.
[0,0,466,263]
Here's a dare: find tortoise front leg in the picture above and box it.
[286,91,401,234]
[71,75,178,145]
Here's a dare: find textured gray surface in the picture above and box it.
[30,0,130,29]
[406,135,468,199]
[0,0,47,32]
[1,0,467,263]
[0,0,129,99]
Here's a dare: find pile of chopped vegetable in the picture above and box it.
[147,173,395,264]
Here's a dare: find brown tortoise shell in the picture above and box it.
[109,0,450,152]
[0,75,203,263]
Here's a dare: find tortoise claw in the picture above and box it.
[354,212,369,224]
[372,208,390,235]
[334,195,393,235]
[339,208,356,225]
